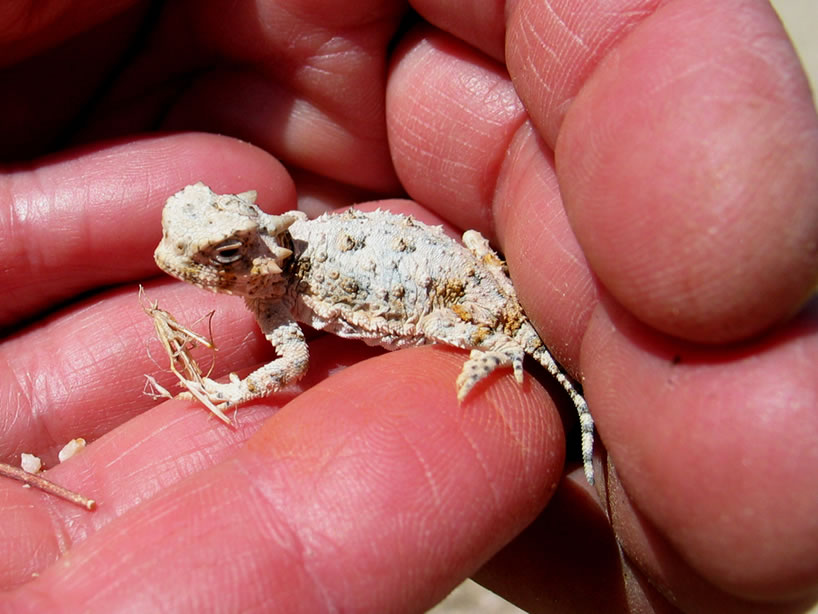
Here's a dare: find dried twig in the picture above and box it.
[0,462,96,510]
[140,286,232,424]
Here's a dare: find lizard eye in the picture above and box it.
[211,240,243,264]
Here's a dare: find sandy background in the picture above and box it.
[430,2,818,613]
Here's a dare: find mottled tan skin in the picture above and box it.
[155,183,594,483]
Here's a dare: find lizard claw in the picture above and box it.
[175,377,244,425]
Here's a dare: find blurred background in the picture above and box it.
[430,1,818,612]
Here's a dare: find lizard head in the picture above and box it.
[154,183,299,298]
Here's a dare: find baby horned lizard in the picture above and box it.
[154,183,595,483]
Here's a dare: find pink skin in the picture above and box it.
[0,1,816,612]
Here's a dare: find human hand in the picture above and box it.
[389,2,818,611]
[1,2,816,613]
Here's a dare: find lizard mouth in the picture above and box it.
[153,245,230,294]
[165,269,238,296]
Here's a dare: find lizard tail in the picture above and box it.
[530,344,595,485]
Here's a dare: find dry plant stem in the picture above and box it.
[139,287,232,425]
[0,462,96,510]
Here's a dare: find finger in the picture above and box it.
[77,1,405,193]
[0,2,153,160]
[0,132,295,328]
[0,334,382,590]
[387,25,524,237]
[410,0,506,62]
[509,0,818,342]
[0,1,139,66]
[585,296,818,602]
[474,477,673,614]
[0,280,257,463]
[476,473,813,614]
[167,0,404,192]
[5,348,565,611]
[387,27,595,370]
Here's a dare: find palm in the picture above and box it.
[0,2,816,612]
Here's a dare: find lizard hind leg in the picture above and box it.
[455,343,525,402]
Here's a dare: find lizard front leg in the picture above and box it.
[183,300,309,412]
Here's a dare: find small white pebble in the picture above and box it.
[21,453,42,474]
[58,438,86,463]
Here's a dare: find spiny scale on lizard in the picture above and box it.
[154,182,595,484]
